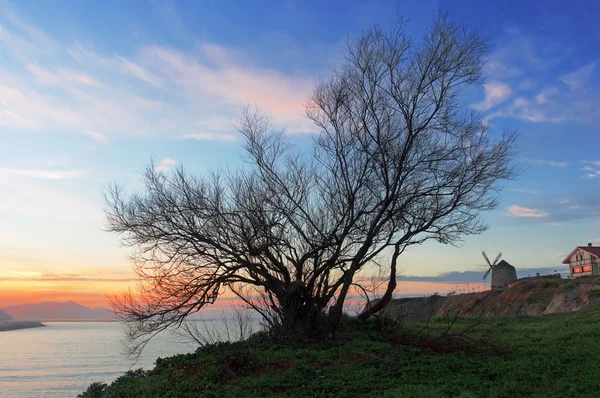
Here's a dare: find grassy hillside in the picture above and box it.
[80,308,600,397]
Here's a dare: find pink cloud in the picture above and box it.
[1,6,319,141]
[507,204,548,218]
[141,45,315,133]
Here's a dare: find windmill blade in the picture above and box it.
[483,267,492,280]
[482,251,491,266]
[492,252,502,266]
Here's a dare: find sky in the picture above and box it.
[1,0,599,308]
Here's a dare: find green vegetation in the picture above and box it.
[80,309,600,397]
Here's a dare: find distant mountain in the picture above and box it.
[1,301,115,321]
[0,309,12,321]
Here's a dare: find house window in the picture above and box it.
[573,267,582,274]
[583,265,592,272]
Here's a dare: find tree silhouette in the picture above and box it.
[106,13,518,354]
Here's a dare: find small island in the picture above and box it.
[0,309,45,331]
[0,320,46,331]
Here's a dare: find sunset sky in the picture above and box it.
[1,0,599,308]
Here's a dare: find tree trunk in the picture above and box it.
[277,281,324,339]
[357,245,400,320]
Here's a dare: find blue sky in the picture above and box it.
[1,0,599,305]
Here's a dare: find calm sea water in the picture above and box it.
[0,321,213,397]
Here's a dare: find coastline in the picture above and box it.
[0,320,46,331]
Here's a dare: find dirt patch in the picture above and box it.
[265,360,295,372]
[246,360,297,379]
[343,351,369,362]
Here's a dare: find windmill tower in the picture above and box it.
[482,252,517,289]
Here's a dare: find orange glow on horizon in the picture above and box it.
[0,279,485,310]
[0,289,112,309]
[0,273,134,308]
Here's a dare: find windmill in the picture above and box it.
[481,251,517,289]
[482,251,502,281]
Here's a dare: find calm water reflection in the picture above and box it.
[0,322,199,397]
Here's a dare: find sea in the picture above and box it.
[0,320,239,397]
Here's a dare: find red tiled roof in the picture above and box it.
[562,246,600,264]
[581,246,600,258]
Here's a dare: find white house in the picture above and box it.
[562,243,600,278]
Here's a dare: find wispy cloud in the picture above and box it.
[543,195,600,223]
[0,8,59,61]
[0,168,84,180]
[473,82,512,111]
[0,271,136,283]
[495,96,566,123]
[483,26,599,124]
[154,158,177,172]
[581,166,600,180]
[179,133,237,142]
[524,158,568,167]
[484,27,556,80]
[561,62,596,90]
[84,130,109,144]
[581,169,600,180]
[138,44,314,133]
[27,64,101,88]
[509,188,540,194]
[116,56,164,88]
[507,204,548,218]
[581,161,600,179]
[0,8,316,141]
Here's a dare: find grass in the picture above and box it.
[79,308,600,397]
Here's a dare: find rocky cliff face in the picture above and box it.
[376,276,600,323]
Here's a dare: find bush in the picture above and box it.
[78,381,107,398]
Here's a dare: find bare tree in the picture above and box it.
[106,13,518,353]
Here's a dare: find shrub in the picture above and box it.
[78,381,107,398]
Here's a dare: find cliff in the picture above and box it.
[375,276,600,323]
